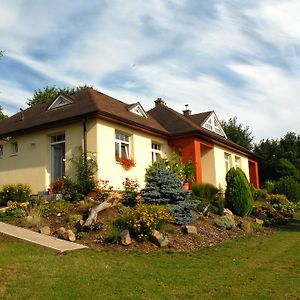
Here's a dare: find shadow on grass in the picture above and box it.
[277,213,300,233]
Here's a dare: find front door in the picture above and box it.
[51,135,65,181]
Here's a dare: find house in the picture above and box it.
[0,87,259,193]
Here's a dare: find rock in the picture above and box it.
[39,226,51,235]
[121,229,131,246]
[240,221,251,233]
[224,208,234,217]
[183,225,197,234]
[255,218,264,225]
[57,227,67,239]
[67,229,76,242]
[150,230,169,247]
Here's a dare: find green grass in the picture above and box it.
[0,217,299,300]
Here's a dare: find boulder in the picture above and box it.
[183,225,197,235]
[255,218,264,225]
[57,227,68,239]
[224,208,234,217]
[240,221,251,233]
[67,229,76,242]
[151,230,169,247]
[39,226,51,235]
[121,229,132,246]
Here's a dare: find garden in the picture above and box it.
[0,152,299,251]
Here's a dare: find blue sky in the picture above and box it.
[0,0,299,141]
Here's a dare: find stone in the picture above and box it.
[121,229,131,246]
[240,221,251,233]
[255,218,264,225]
[39,226,51,235]
[67,229,76,242]
[224,208,234,217]
[151,230,169,247]
[183,225,197,234]
[57,227,67,239]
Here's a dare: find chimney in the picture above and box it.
[155,97,166,107]
[19,108,24,121]
[183,104,191,116]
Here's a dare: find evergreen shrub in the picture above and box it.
[225,167,253,216]
[274,176,300,202]
[169,201,197,225]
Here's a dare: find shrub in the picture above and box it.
[262,180,275,194]
[23,202,43,227]
[169,201,197,225]
[266,194,288,205]
[102,226,122,244]
[192,183,219,203]
[42,199,70,216]
[225,167,253,216]
[1,183,31,204]
[95,179,113,202]
[126,204,172,240]
[252,188,268,202]
[67,214,83,225]
[142,167,186,205]
[273,176,300,202]
[61,176,81,202]
[48,179,64,194]
[215,216,236,229]
[275,158,299,180]
[122,178,139,207]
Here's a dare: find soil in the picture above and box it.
[5,203,275,252]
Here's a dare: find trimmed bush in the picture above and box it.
[273,176,300,202]
[142,167,186,205]
[225,167,253,216]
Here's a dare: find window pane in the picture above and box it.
[115,142,120,157]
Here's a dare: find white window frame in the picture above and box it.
[234,156,241,169]
[224,152,231,174]
[115,131,130,159]
[151,143,162,162]
[48,96,73,110]
[0,144,3,158]
[11,142,18,155]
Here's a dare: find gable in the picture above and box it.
[47,95,73,110]
[128,103,148,118]
[202,112,227,138]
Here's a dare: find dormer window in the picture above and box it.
[202,112,227,137]
[48,96,73,110]
[128,103,148,118]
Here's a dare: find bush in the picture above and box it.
[215,216,236,230]
[67,214,83,225]
[274,176,300,202]
[95,179,113,202]
[192,183,219,203]
[262,181,275,194]
[1,183,31,205]
[61,177,81,202]
[102,226,122,244]
[275,158,299,180]
[225,168,253,216]
[169,201,197,225]
[122,178,139,207]
[42,199,70,216]
[142,167,186,205]
[126,204,172,240]
[252,188,268,202]
[266,194,288,205]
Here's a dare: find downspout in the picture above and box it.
[82,118,87,164]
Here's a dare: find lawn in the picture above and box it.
[0,217,299,300]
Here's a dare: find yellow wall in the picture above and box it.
[213,144,250,189]
[201,147,216,186]
[0,122,83,193]
[95,119,170,189]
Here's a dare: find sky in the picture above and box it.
[0,0,299,142]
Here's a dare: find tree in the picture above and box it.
[221,117,254,150]
[0,106,8,120]
[26,85,90,106]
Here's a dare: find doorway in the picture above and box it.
[51,134,65,181]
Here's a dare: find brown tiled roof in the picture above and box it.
[0,88,168,137]
[148,103,258,158]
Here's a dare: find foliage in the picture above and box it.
[95,179,113,202]
[191,183,219,203]
[71,152,98,196]
[23,201,43,227]
[142,167,186,205]
[183,160,195,183]
[225,167,254,216]
[102,225,122,244]
[126,204,172,240]
[42,199,70,216]
[26,85,91,106]
[221,116,254,150]
[262,181,275,194]
[266,194,288,205]
[0,202,26,221]
[254,132,300,184]
[122,178,139,207]
[48,178,64,194]
[0,105,8,120]
[67,214,83,226]
[115,156,136,170]
[273,176,300,202]
[275,158,299,180]
[252,188,268,202]
[169,201,197,225]
[49,177,81,202]
[0,183,32,205]
[215,216,236,230]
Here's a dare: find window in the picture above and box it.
[0,145,3,157]
[48,96,73,110]
[234,156,241,168]
[151,143,162,162]
[11,142,18,155]
[224,152,231,173]
[202,113,226,137]
[51,134,65,144]
[115,132,130,159]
